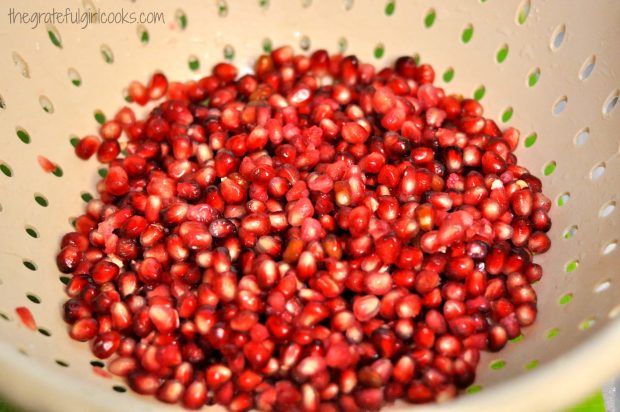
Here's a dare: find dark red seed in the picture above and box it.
[75,136,100,160]
[59,49,553,410]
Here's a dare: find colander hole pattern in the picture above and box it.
[0,1,619,411]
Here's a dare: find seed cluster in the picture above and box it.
[59,46,552,411]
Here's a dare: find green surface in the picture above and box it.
[566,391,606,412]
[0,400,21,412]
[0,391,608,411]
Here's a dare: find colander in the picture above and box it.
[0,0,619,411]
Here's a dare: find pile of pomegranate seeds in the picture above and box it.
[58,46,552,411]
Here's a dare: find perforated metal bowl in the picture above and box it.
[0,0,619,411]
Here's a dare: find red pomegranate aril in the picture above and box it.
[488,325,508,351]
[183,379,207,409]
[97,140,120,163]
[528,231,551,254]
[57,48,555,411]
[91,330,121,359]
[148,72,169,100]
[157,379,184,404]
[353,295,380,322]
[69,317,98,341]
[395,294,422,319]
[91,260,119,284]
[511,188,534,217]
[75,135,100,160]
[108,356,138,377]
[406,381,434,404]
[525,263,544,283]
[56,246,83,273]
[515,303,537,326]
[100,120,122,140]
[205,364,232,389]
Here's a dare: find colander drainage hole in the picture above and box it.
[559,293,573,305]
[461,24,474,44]
[590,162,606,181]
[262,38,273,53]
[26,294,41,304]
[25,226,39,238]
[552,96,568,115]
[16,127,31,144]
[100,44,114,64]
[579,55,596,81]
[175,9,188,30]
[599,201,616,218]
[603,90,619,116]
[39,95,54,114]
[90,360,105,368]
[509,334,524,343]
[516,0,530,25]
[38,327,51,337]
[0,162,14,177]
[489,359,506,370]
[527,67,540,87]
[593,279,611,293]
[609,305,620,319]
[565,259,579,273]
[23,259,37,271]
[69,135,80,147]
[68,68,82,86]
[563,225,578,239]
[94,110,106,125]
[81,192,94,202]
[550,24,566,50]
[12,51,30,78]
[188,55,200,71]
[34,194,49,207]
[55,360,69,367]
[574,127,589,146]
[466,385,482,394]
[602,240,617,255]
[579,317,596,330]
[557,192,571,207]
[547,327,560,338]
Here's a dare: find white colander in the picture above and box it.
[1,0,619,411]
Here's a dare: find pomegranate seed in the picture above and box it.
[69,317,98,341]
[157,379,184,404]
[206,364,232,388]
[183,379,207,409]
[75,135,100,160]
[511,189,534,217]
[353,295,380,322]
[56,246,83,273]
[108,356,138,377]
[97,140,120,163]
[528,231,551,253]
[91,260,119,284]
[91,331,121,358]
[147,73,168,100]
[395,295,422,319]
[525,263,543,283]
[488,325,508,351]
[58,48,553,410]
[15,307,37,331]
